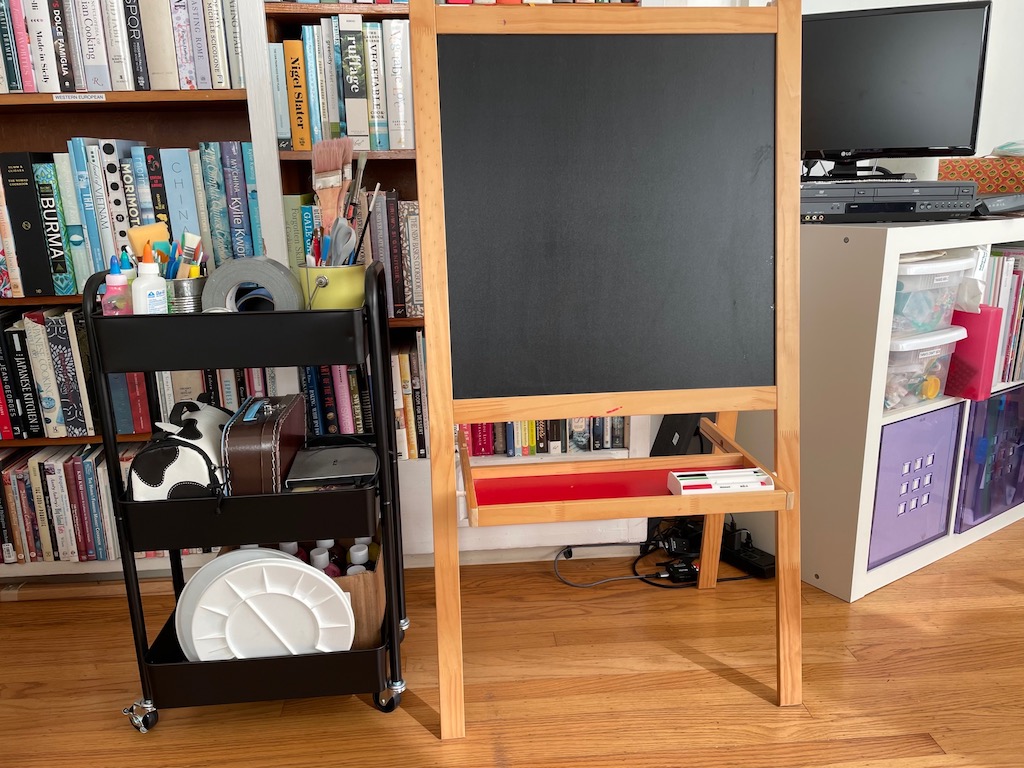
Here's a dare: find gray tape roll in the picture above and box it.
[201,258,303,312]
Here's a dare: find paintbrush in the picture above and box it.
[312,137,354,233]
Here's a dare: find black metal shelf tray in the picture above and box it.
[145,613,388,709]
[90,309,368,372]
[123,487,378,551]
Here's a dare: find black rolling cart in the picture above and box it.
[83,262,408,732]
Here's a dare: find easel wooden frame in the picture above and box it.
[410,0,802,739]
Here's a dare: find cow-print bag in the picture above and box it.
[128,400,233,501]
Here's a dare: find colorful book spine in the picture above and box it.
[137,0,177,90]
[67,138,104,273]
[321,18,340,139]
[168,0,196,89]
[79,449,106,559]
[300,203,317,259]
[282,192,312,271]
[407,338,426,458]
[32,162,77,296]
[159,147,201,244]
[45,310,92,436]
[203,0,228,89]
[362,21,389,151]
[120,157,141,228]
[74,0,112,91]
[67,452,95,559]
[188,149,214,264]
[282,38,310,152]
[46,0,76,92]
[14,464,39,561]
[331,15,347,137]
[143,146,170,232]
[337,14,368,152]
[129,145,155,225]
[317,364,339,435]
[42,453,74,561]
[53,154,90,292]
[0,152,53,295]
[23,0,59,92]
[1,463,26,562]
[386,190,405,317]
[121,0,150,90]
[382,19,413,150]
[219,140,252,258]
[85,143,117,267]
[0,0,24,92]
[61,0,87,91]
[4,322,44,437]
[0,323,23,437]
[186,0,211,88]
[303,365,323,436]
[100,139,141,255]
[300,25,322,145]
[240,142,262,257]
[198,141,230,266]
[23,310,65,438]
[331,364,355,434]
[0,166,23,297]
[268,42,291,150]
[221,0,241,88]
[7,0,34,92]
[346,367,363,434]
[313,24,330,141]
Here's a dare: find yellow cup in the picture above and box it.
[297,264,366,310]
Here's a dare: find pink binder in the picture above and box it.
[946,305,1003,400]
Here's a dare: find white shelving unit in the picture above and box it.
[801,218,1024,602]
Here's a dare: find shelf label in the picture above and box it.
[52,93,107,102]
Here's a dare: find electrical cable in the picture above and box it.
[553,543,666,588]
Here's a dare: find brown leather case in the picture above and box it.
[222,395,307,495]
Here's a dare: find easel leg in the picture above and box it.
[697,410,738,589]
[776,503,802,705]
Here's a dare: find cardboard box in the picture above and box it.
[939,157,1024,194]
[333,543,386,650]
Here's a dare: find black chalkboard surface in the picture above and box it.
[437,34,776,400]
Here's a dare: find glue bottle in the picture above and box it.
[131,243,168,315]
[102,256,133,316]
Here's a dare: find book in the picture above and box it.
[300,25,322,145]
[198,141,230,266]
[0,348,14,437]
[330,15,346,137]
[282,192,313,271]
[33,160,77,295]
[120,157,141,228]
[168,0,196,89]
[386,189,405,317]
[346,366,363,434]
[3,317,44,437]
[121,0,150,90]
[23,0,59,92]
[1,451,28,562]
[398,350,416,458]
[369,186,393,315]
[101,0,132,90]
[240,142,263,257]
[390,354,406,458]
[13,456,40,561]
[203,0,228,89]
[282,38,311,152]
[60,0,87,91]
[313,23,331,141]
[188,149,214,264]
[68,137,105,273]
[85,142,117,268]
[382,19,413,150]
[0,0,24,93]
[28,446,58,560]
[159,147,201,244]
[0,169,22,297]
[407,343,426,458]
[45,309,93,437]
[362,21,389,151]
[221,0,241,88]
[405,208,423,317]
[78,445,106,559]
[137,0,177,90]
[44,446,78,561]
[0,152,54,295]
[74,0,112,91]
[317,364,339,435]
[336,14,369,151]
[268,42,291,150]
[331,364,355,434]
[53,153,91,293]
[22,308,66,438]
[186,0,212,89]
[65,448,95,559]
[46,0,77,91]
[219,140,252,258]
[0,313,25,438]
[321,17,340,139]
[143,145,170,231]
[7,0,33,93]
[125,370,150,433]
[100,138,143,255]
[130,145,156,224]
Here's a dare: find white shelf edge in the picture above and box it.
[881,395,963,426]
[469,449,630,467]
[991,379,1024,395]
[0,553,215,579]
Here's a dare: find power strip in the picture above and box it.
[720,545,776,579]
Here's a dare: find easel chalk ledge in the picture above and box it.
[410,0,802,739]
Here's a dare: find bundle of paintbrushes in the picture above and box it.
[311,137,354,234]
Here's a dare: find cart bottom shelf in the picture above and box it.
[144,612,389,709]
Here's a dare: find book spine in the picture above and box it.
[203,0,227,88]
[99,139,137,255]
[94,457,115,559]
[0,43,7,90]
[7,0,34,92]
[168,0,195,89]
[216,368,236,411]
[185,0,210,88]
[346,366,363,434]
[406,208,422,317]
[32,161,77,296]
[80,450,106,559]
[60,0,87,90]
[53,153,90,292]
[356,365,372,434]
[137,0,176,90]
[370,187,393,315]
[331,16,346,137]
[44,312,89,436]
[337,15,368,151]
[220,0,240,88]
[303,365,323,436]
[0,329,24,437]
[121,0,149,90]
[0,0,24,92]
[107,371,132,433]
[398,201,417,318]
[15,467,40,560]
[143,145,170,231]
[0,167,22,297]
[198,141,230,266]
[119,157,141,228]
[317,364,339,435]
[362,22,388,151]
[1,465,26,562]
[0,357,13,437]
[125,370,149,432]
[240,142,262,257]
[320,18,339,139]
[200,368,219,406]
[100,0,132,90]
[0,470,16,562]
[23,0,59,92]
[85,143,117,267]
[268,42,291,150]
[28,453,55,560]
[219,140,252,258]
[187,149,213,263]
[406,347,426,458]
[390,355,405,458]
[46,0,76,91]
[300,25,322,145]
[129,145,155,224]
[0,152,54,295]
[386,190,405,317]
[330,364,355,434]
[74,0,111,91]
[6,325,44,436]
[68,137,104,272]
[45,457,77,561]
[159,147,200,244]
[67,455,94,559]
[382,19,413,150]
[282,38,310,152]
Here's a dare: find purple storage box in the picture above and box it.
[956,385,1024,533]
[869,404,962,570]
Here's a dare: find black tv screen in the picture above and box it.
[802,2,990,167]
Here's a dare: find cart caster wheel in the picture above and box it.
[123,700,159,733]
[373,690,401,713]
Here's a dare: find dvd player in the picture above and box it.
[801,179,977,224]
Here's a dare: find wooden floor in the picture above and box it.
[2,524,1022,767]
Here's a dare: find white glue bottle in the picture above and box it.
[131,245,168,315]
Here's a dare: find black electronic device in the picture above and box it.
[802,2,990,179]
[975,193,1024,217]
[801,179,977,224]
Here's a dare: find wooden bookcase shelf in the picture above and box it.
[0,433,152,449]
[279,149,416,162]
[265,3,409,19]
[0,90,247,110]
[0,295,84,306]
[388,318,424,329]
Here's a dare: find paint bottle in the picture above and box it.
[311,547,342,577]
[131,243,168,315]
[102,256,133,316]
[346,564,367,576]
[347,543,369,567]
[279,541,309,563]
[315,538,346,569]
[354,536,380,564]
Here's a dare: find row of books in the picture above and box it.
[0,307,150,440]
[985,245,1024,385]
[151,367,280,423]
[286,191,422,319]
[0,0,245,94]
[462,416,631,457]
[0,138,262,298]
[439,1,637,3]
[269,17,413,152]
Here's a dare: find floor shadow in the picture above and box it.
[357,689,442,738]
[672,643,777,704]
[991,577,1024,595]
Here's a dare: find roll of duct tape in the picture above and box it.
[200,258,303,312]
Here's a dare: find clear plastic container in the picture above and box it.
[884,325,967,410]
[892,253,976,334]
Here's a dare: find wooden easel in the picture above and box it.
[410,0,802,739]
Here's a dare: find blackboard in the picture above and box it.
[437,34,776,400]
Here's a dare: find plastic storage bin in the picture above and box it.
[884,325,967,411]
[892,253,976,334]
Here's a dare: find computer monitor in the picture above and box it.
[802,1,991,178]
